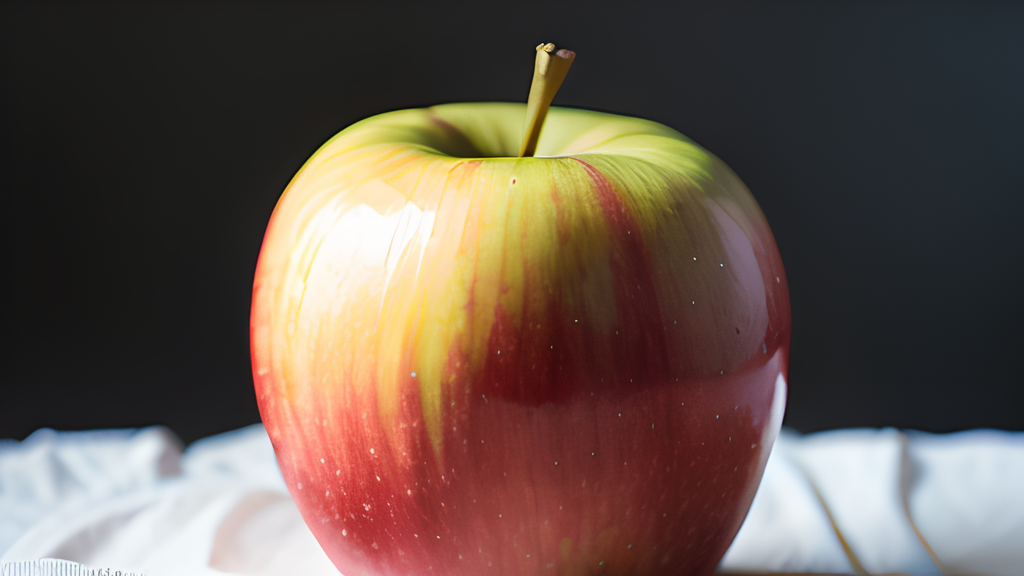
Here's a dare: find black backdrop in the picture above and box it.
[3,2,1022,445]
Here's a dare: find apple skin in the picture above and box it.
[251,103,790,576]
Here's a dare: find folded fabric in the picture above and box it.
[1,425,1021,576]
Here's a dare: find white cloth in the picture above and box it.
[1,425,1021,576]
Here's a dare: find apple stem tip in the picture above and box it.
[518,42,575,158]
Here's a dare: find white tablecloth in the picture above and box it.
[1,425,1021,575]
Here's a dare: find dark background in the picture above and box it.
[3,2,1022,445]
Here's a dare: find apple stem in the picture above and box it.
[518,43,575,158]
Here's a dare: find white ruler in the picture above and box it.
[0,559,145,576]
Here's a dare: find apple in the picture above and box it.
[252,44,790,576]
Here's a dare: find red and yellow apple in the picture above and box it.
[252,46,789,576]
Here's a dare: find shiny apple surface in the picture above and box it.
[251,103,790,576]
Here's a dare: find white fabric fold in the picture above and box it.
[2,425,1021,575]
